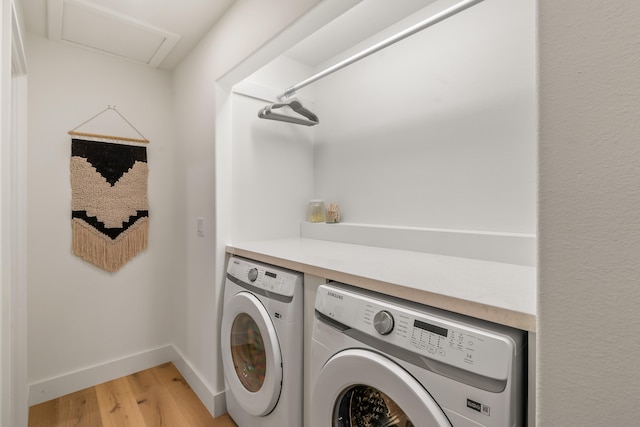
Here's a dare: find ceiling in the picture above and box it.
[21,0,236,70]
[285,0,438,67]
[20,0,440,71]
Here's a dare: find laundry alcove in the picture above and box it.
[216,1,538,425]
[225,0,537,259]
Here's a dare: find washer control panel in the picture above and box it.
[227,256,301,297]
[316,283,518,381]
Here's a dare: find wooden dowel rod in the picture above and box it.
[68,131,149,144]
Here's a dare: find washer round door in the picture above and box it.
[221,291,283,417]
[313,349,452,427]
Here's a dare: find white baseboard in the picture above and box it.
[171,347,228,417]
[28,345,227,418]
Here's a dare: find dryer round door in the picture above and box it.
[313,349,452,427]
[221,291,283,417]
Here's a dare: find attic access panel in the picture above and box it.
[47,0,180,68]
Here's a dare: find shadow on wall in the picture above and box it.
[312,95,536,234]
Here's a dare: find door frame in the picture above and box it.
[1,0,28,426]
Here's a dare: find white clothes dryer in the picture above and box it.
[311,282,526,427]
[221,256,303,427]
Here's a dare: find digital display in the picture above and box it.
[265,271,277,279]
[414,319,448,337]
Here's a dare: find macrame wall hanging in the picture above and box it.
[69,106,150,272]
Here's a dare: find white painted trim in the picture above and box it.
[11,1,27,76]
[28,345,177,406]
[1,0,10,420]
[5,2,28,424]
[10,74,28,427]
[232,81,278,103]
[232,81,315,108]
[300,222,536,266]
[1,1,28,425]
[217,0,362,88]
[27,344,226,419]
[171,346,228,418]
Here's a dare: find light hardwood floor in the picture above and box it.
[28,362,237,427]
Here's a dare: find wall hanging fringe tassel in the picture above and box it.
[70,138,149,272]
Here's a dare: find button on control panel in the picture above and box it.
[408,319,483,366]
[373,310,395,335]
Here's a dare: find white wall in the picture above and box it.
[16,0,640,425]
[231,56,316,242]
[26,32,177,392]
[312,0,536,234]
[231,93,315,241]
[171,0,326,407]
[538,1,640,425]
[21,0,350,415]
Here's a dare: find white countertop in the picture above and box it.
[226,238,537,332]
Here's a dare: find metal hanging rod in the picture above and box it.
[276,0,485,100]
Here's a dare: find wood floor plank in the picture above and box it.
[152,363,219,427]
[57,387,103,427]
[128,365,187,426]
[28,399,58,427]
[28,362,236,427]
[95,376,146,427]
[211,413,238,427]
[28,386,103,427]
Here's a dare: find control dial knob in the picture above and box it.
[373,310,395,335]
[248,268,259,282]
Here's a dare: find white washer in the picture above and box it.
[221,256,303,427]
[311,282,526,427]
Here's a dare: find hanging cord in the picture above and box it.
[69,105,150,144]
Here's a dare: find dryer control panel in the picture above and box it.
[227,256,301,298]
[316,283,521,381]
